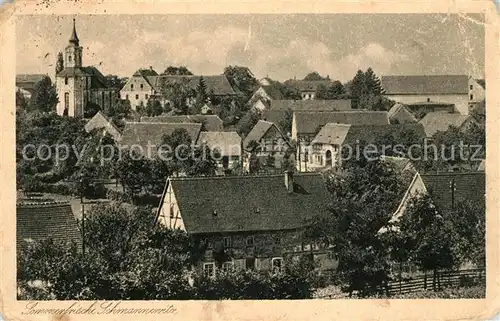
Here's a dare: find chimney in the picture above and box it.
[149,66,153,70]
[284,170,294,193]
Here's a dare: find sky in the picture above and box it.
[16,14,485,82]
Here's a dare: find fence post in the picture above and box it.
[424,270,427,290]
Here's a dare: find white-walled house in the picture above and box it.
[381,75,471,115]
[468,77,485,105]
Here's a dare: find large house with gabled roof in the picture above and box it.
[55,19,117,117]
[120,68,237,110]
[154,172,337,274]
[381,75,474,115]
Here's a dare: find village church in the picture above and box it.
[55,19,116,117]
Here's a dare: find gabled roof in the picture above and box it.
[477,159,485,171]
[197,131,241,157]
[382,75,469,95]
[419,112,471,137]
[243,120,278,150]
[271,100,352,112]
[84,111,122,139]
[262,110,287,125]
[144,75,236,96]
[16,201,82,250]
[388,103,417,123]
[120,122,202,157]
[285,80,333,92]
[420,172,485,213]
[294,111,390,136]
[311,123,426,147]
[260,85,285,100]
[133,68,159,77]
[167,173,330,234]
[140,115,223,132]
[380,155,414,173]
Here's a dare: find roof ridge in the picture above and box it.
[170,172,322,181]
[17,200,71,207]
[421,171,485,177]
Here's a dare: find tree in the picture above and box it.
[195,76,208,111]
[55,52,64,75]
[16,89,27,109]
[159,78,195,115]
[237,110,261,137]
[146,99,163,116]
[315,81,347,100]
[307,157,411,297]
[105,75,128,89]
[364,67,384,95]
[28,76,58,113]
[223,65,258,98]
[114,151,151,194]
[278,108,293,136]
[395,194,457,289]
[303,71,328,81]
[162,66,193,75]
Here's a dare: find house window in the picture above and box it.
[140,84,144,90]
[222,261,234,272]
[272,257,283,273]
[135,94,139,100]
[68,55,72,62]
[64,77,68,85]
[131,84,134,90]
[145,94,149,99]
[206,239,213,249]
[470,94,474,100]
[169,205,174,218]
[203,263,215,277]
[327,251,335,260]
[223,236,232,248]
[274,236,281,245]
[246,236,255,246]
[125,94,129,100]
[245,258,255,270]
[470,85,473,90]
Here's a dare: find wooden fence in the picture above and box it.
[316,268,485,298]
[388,268,485,296]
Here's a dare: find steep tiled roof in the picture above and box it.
[420,172,485,213]
[133,68,159,77]
[17,201,82,250]
[145,75,236,96]
[311,123,426,147]
[198,131,241,157]
[285,80,333,92]
[167,173,331,234]
[120,122,202,157]
[270,100,352,112]
[294,111,390,136]
[381,75,469,95]
[84,111,122,140]
[242,120,275,150]
[419,112,471,137]
[388,103,417,123]
[262,110,287,125]
[140,115,223,132]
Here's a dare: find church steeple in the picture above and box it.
[69,18,79,46]
[64,18,82,68]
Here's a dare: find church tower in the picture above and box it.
[64,19,82,68]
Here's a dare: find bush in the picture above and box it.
[388,285,485,299]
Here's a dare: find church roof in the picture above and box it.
[56,67,109,89]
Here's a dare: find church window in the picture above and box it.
[64,77,68,85]
[131,84,134,90]
[64,92,69,111]
[68,55,72,62]
[135,94,139,100]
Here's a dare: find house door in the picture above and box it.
[325,150,332,167]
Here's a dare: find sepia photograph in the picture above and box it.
[13,11,488,304]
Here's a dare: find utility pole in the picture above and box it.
[450,178,456,210]
[79,173,86,255]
